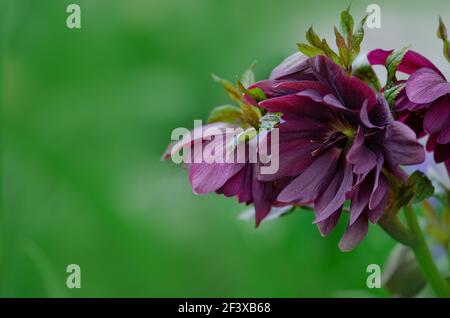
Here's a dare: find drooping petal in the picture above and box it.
[383,121,425,165]
[346,128,377,175]
[314,159,353,223]
[406,68,450,104]
[316,208,342,237]
[349,178,372,225]
[338,215,369,252]
[277,149,340,203]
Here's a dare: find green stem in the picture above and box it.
[404,205,450,298]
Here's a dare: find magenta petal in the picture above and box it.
[338,216,369,252]
[423,96,450,135]
[406,68,450,104]
[368,49,442,76]
[384,121,425,165]
[277,150,339,203]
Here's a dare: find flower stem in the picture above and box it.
[404,205,450,298]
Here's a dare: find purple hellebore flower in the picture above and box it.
[250,53,425,251]
[163,123,291,226]
[368,49,450,173]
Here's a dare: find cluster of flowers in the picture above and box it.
[164,10,449,251]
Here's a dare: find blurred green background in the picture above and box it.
[1,0,449,297]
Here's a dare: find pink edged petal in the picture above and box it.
[368,49,443,76]
[406,68,450,104]
[423,96,450,135]
[308,55,376,110]
[316,208,342,237]
[277,149,340,203]
[338,215,369,252]
[384,121,425,165]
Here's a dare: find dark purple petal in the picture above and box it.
[277,149,340,203]
[314,160,353,223]
[259,93,336,122]
[383,121,425,165]
[308,55,376,110]
[259,138,317,181]
[406,68,450,104]
[316,209,342,236]
[438,126,450,144]
[423,96,450,135]
[346,128,377,175]
[338,215,369,252]
[349,178,372,225]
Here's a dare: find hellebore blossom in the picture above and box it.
[249,54,425,250]
[368,49,450,173]
[163,102,291,227]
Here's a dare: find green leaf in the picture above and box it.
[211,73,243,103]
[340,5,354,43]
[405,171,435,205]
[241,103,262,129]
[437,17,450,63]
[297,43,324,57]
[259,112,281,130]
[384,83,405,108]
[352,15,368,56]
[207,104,243,125]
[237,81,267,102]
[240,62,256,88]
[320,38,341,64]
[306,26,323,47]
[352,56,382,92]
[385,46,410,89]
[334,26,350,69]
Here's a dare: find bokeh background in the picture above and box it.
[1,0,449,297]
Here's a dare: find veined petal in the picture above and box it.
[406,68,450,104]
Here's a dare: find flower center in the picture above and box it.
[311,131,348,157]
